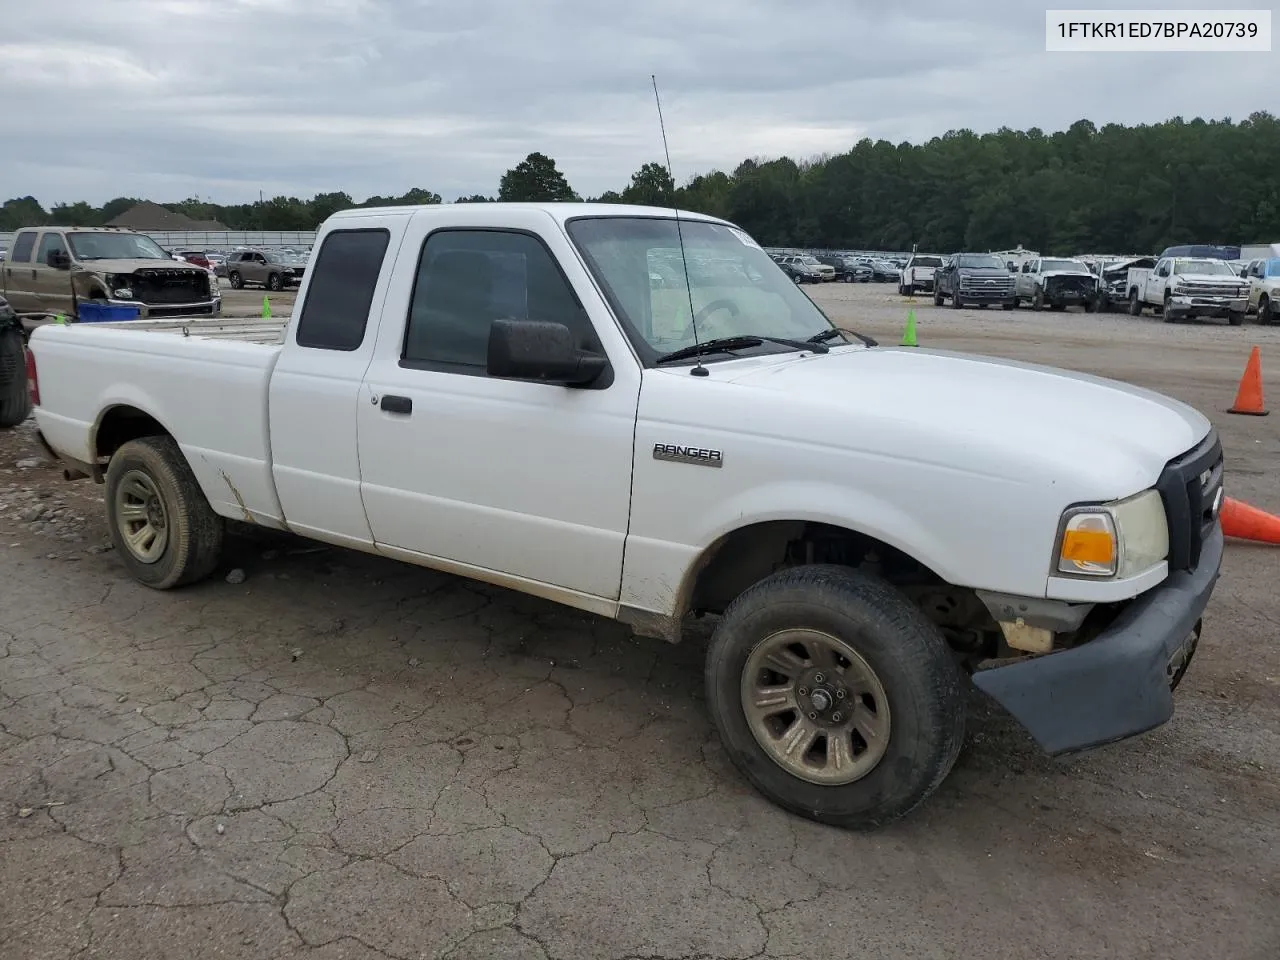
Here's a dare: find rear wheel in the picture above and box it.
[706,565,965,828]
[105,436,224,589]
[1128,290,1142,316]
[0,327,31,429]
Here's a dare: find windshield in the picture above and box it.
[1041,259,1088,272]
[67,232,170,261]
[911,256,943,267]
[800,256,821,266]
[567,217,844,363]
[1174,259,1234,276]
[957,254,1004,269]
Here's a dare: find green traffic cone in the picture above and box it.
[54,312,68,325]
[262,295,271,319]
[900,309,918,347]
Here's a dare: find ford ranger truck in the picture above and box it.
[1,226,220,320]
[24,202,1224,829]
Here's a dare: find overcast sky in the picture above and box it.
[2,0,1275,207]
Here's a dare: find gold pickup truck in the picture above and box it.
[1,225,220,320]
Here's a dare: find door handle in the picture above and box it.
[380,394,412,415]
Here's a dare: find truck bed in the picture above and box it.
[28,317,290,527]
[77,316,291,345]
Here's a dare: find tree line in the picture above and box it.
[4,113,1278,254]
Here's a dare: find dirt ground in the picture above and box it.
[2,283,1278,960]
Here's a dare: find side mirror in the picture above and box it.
[487,319,607,386]
[47,250,70,269]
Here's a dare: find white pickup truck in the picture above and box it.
[1127,256,1250,324]
[26,202,1225,829]
[897,253,944,296]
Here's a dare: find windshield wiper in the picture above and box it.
[808,327,877,348]
[655,335,828,366]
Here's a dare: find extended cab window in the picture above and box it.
[294,228,390,351]
[402,229,597,373]
[9,231,35,263]
[37,232,67,264]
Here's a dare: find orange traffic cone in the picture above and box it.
[1220,497,1280,544]
[1228,346,1268,416]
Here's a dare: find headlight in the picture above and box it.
[1055,489,1168,579]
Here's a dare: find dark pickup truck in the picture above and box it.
[933,253,1016,309]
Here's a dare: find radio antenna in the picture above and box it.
[651,75,707,377]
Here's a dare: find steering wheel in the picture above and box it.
[679,298,741,341]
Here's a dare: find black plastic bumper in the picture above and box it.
[971,524,1223,756]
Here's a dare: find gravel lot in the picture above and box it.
[2,283,1278,960]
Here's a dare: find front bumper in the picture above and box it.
[972,523,1222,755]
[102,297,221,319]
[1167,295,1247,317]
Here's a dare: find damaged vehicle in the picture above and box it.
[1014,257,1099,311]
[1093,257,1157,312]
[0,226,220,321]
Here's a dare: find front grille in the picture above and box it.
[1156,430,1223,572]
[959,276,1014,294]
[1045,276,1095,295]
[1175,282,1246,298]
[132,269,209,305]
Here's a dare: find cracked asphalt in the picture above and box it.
[3,286,1279,959]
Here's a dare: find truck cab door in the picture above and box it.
[356,206,641,605]
[268,219,409,547]
[1,231,39,312]
[34,232,74,316]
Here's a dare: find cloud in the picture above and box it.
[2,0,1273,205]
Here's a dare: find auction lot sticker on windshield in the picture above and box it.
[1045,9,1271,51]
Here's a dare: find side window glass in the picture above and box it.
[37,232,67,263]
[10,232,35,263]
[402,229,598,375]
[294,229,390,351]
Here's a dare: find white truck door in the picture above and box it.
[267,217,410,547]
[356,207,641,603]
[1150,259,1172,303]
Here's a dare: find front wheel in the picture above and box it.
[706,565,965,828]
[229,271,243,290]
[1228,310,1245,326]
[267,273,283,292]
[1260,296,1274,326]
[105,436,225,589]
[0,327,31,429]
[1002,300,1015,311]
[933,287,944,307]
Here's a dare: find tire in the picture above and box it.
[0,327,31,429]
[1258,296,1273,326]
[705,564,965,829]
[933,287,944,307]
[1032,289,1045,311]
[842,274,854,283]
[1128,290,1142,316]
[104,436,224,590]
[267,273,283,292]
[1002,300,1015,311]
[1228,310,1245,327]
[229,271,243,290]
[949,290,962,309]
